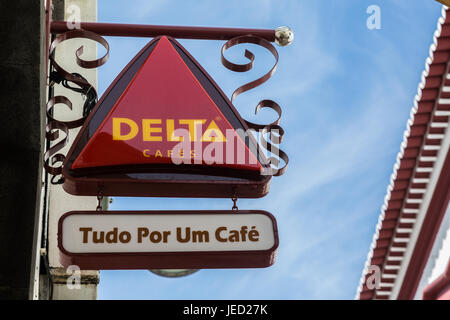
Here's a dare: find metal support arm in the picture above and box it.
[50,21,294,46]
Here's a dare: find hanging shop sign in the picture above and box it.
[45,16,293,270]
[58,210,278,270]
[45,31,289,199]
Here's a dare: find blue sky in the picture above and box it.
[95,0,442,299]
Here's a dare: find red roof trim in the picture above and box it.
[398,151,450,299]
[357,6,450,300]
[422,260,450,300]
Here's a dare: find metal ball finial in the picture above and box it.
[275,26,294,46]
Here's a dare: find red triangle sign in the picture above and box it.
[72,36,261,172]
[63,36,270,198]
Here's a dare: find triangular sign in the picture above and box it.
[63,36,270,198]
[72,36,260,172]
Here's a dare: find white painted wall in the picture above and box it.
[47,0,99,300]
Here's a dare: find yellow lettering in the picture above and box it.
[143,149,151,157]
[112,118,227,143]
[142,119,162,141]
[179,119,206,141]
[113,118,138,141]
[166,119,182,142]
[202,120,226,142]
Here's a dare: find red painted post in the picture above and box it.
[50,21,276,42]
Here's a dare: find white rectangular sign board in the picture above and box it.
[58,211,278,269]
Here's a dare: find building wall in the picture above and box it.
[0,0,46,300]
[45,0,100,300]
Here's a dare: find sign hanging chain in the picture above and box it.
[96,194,103,212]
[232,196,239,212]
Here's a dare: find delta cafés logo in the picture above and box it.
[107,116,278,172]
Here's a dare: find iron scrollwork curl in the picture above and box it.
[221,35,289,176]
[44,29,109,184]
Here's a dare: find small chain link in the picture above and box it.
[96,194,103,211]
[231,196,238,212]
